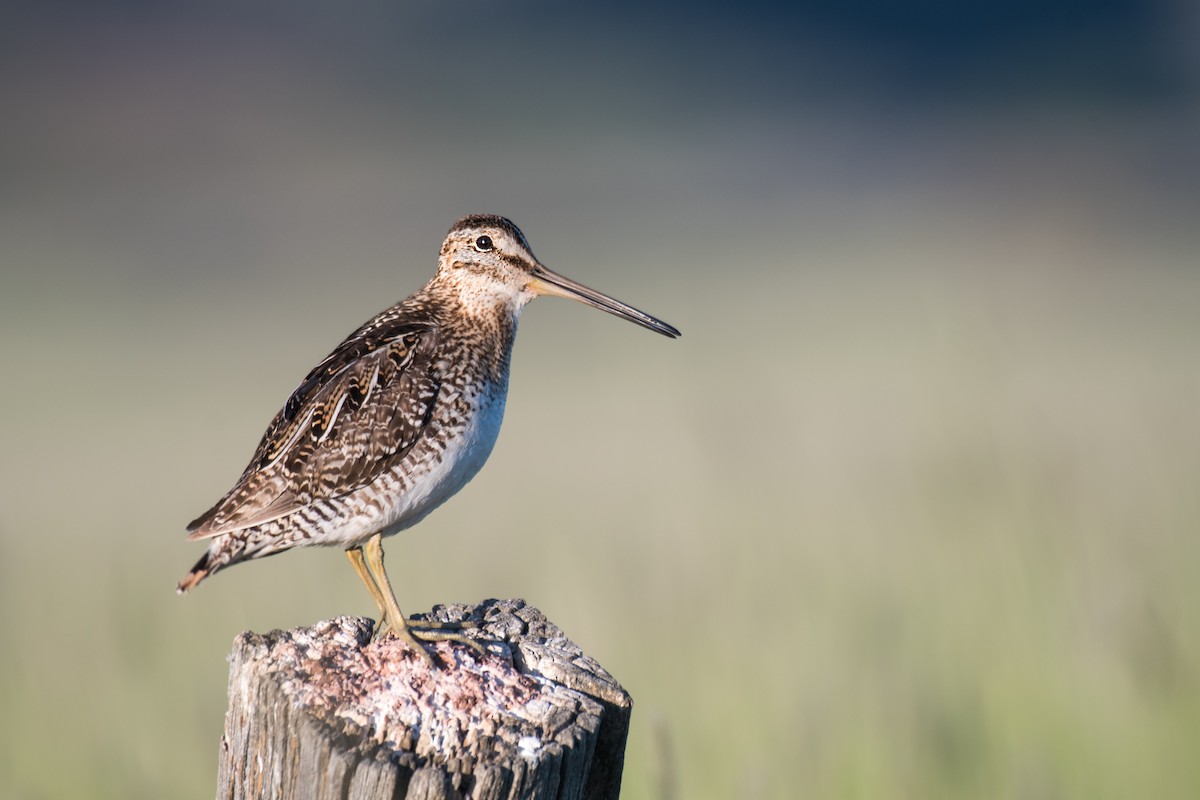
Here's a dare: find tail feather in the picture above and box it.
[177,551,212,594]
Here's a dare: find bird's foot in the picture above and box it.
[407,614,479,631]
[410,627,489,657]
[371,613,477,638]
[372,616,487,665]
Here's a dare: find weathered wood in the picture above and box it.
[215,598,632,800]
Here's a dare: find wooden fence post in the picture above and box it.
[215,598,632,800]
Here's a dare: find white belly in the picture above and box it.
[379,386,507,537]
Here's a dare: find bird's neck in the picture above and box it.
[418,277,523,384]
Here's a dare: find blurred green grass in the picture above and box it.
[1,186,1197,798]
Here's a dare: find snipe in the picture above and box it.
[178,214,679,661]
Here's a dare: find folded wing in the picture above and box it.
[187,316,440,539]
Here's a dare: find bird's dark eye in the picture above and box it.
[474,235,494,252]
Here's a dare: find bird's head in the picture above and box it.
[436,214,680,338]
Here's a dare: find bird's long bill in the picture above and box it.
[529,266,681,338]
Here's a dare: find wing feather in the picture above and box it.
[187,314,440,539]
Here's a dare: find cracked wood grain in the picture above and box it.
[214,599,631,800]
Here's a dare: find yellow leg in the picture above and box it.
[362,533,485,661]
[345,547,391,635]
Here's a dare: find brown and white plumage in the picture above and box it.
[178,214,679,654]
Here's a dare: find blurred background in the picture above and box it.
[2,1,1199,798]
